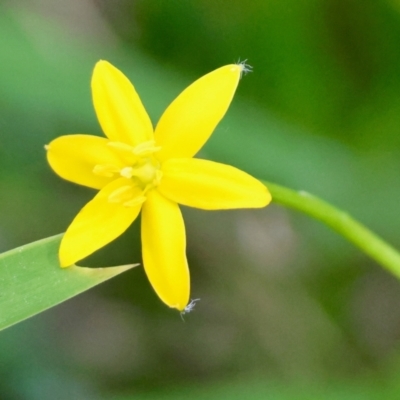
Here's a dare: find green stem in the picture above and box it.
[263,180,400,279]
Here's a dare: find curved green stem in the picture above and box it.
[263,181,400,279]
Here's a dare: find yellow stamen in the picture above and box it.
[107,141,135,153]
[93,164,120,178]
[132,140,161,156]
[123,196,147,207]
[108,185,135,203]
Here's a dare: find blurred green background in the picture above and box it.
[2,0,400,398]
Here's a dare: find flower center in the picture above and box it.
[93,140,162,207]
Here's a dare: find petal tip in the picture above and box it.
[261,187,273,207]
[93,60,113,77]
[59,258,73,268]
[171,303,186,312]
[59,242,77,268]
[229,64,241,72]
[250,184,272,208]
[95,59,108,68]
[226,64,244,79]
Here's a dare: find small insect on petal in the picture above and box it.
[180,298,200,321]
[236,59,253,78]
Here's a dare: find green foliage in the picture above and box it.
[112,378,400,400]
[0,235,136,331]
[125,0,400,148]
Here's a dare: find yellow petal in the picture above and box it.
[60,178,142,267]
[92,60,153,146]
[46,134,125,189]
[155,64,242,161]
[141,190,189,310]
[159,158,271,210]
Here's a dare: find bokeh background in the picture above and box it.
[2,0,400,398]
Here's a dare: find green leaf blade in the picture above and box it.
[0,234,137,331]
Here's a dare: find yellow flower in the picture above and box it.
[46,61,271,310]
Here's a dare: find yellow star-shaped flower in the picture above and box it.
[46,60,271,310]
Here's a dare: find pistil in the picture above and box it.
[98,141,163,206]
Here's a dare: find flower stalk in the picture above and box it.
[264,180,400,279]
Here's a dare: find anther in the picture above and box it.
[120,167,134,179]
